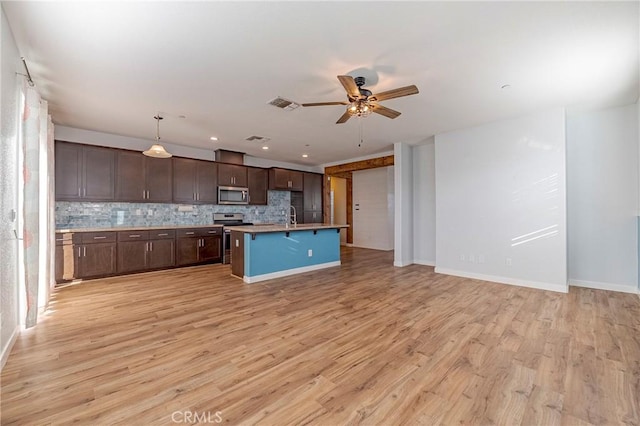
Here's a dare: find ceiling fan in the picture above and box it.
[302,75,419,124]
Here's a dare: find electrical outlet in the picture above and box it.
[478,255,485,264]
[469,254,475,263]
[308,249,313,257]
[460,254,465,262]
[505,257,512,266]
[148,209,153,216]
[135,209,142,216]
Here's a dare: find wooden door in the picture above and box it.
[78,243,116,278]
[196,161,218,203]
[145,156,173,202]
[55,142,82,200]
[82,146,115,200]
[199,236,221,262]
[289,170,303,191]
[148,239,175,269]
[248,167,267,205]
[176,237,199,266]
[172,158,198,203]
[117,240,148,273]
[115,150,145,201]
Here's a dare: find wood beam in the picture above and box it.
[324,155,394,175]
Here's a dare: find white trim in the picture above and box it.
[569,279,640,294]
[434,267,568,293]
[1,325,20,371]
[413,259,436,267]
[244,261,341,284]
[393,261,413,267]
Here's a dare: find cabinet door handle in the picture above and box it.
[143,190,146,199]
[83,246,87,257]
[78,247,81,258]
[185,232,195,235]
[146,190,150,199]
[157,233,168,237]
[150,242,153,251]
[93,236,107,240]
[129,234,141,238]
[78,187,81,197]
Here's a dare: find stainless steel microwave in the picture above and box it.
[218,186,249,205]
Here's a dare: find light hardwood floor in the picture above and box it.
[2,247,640,425]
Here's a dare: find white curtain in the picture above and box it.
[20,83,53,328]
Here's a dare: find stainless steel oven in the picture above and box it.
[213,213,253,264]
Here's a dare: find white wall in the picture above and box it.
[352,167,394,250]
[1,5,22,368]
[394,142,413,266]
[566,103,639,293]
[412,138,436,266]
[54,126,321,173]
[435,108,568,293]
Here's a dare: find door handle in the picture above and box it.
[83,246,87,257]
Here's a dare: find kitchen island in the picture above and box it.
[229,224,348,283]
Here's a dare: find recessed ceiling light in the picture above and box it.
[262,146,269,150]
[302,154,308,158]
[210,136,218,141]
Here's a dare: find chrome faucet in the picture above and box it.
[289,205,297,227]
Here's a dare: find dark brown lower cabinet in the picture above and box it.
[56,227,218,283]
[116,230,176,273]
[176,228,222,266]
[148,239,175,269]
[77,242,117,278]
[117,240,149,274]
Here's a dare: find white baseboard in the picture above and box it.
[434,267,568,293]
[393,261,412,267]
[413,259,436,267]
[569,279,640,294]
[244,261,341,284]
[1,325,20,371]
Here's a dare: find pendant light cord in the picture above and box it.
[154,115,163,142]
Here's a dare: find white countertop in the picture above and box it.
[228,224,349,234]
[55,224,224,233]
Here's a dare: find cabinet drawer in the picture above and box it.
[200,228,222,236]
[117,231,150,241]
[149,229,176,239]
[176,228,222,238]
[55,233,77,246]
[80,232,116,244]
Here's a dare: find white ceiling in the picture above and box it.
[3,1,638,166]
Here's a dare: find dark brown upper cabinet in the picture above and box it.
[55,141,116,201]
[115,150,172,202]
[247,167,268,205]
[218,163,248,187]
[303,172,323,212]
[269,168,303,191]
[173,158,218,204]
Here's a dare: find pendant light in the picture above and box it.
[143,115,172,158]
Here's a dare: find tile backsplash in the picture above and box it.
[56,191,291,229]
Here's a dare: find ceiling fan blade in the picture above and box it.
[371,103,401,119]
[301,101,349,107]
[371,85,419,102]
[336,110,352,124]
[337,75,360,99]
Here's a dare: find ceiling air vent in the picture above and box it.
[245,135,271,142]
[267,97,300,111]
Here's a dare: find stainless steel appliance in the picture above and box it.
[217,186,249,205]
[213,213,253,264]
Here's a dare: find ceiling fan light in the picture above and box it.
[143,144,172,158]
[347,100,372,118]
